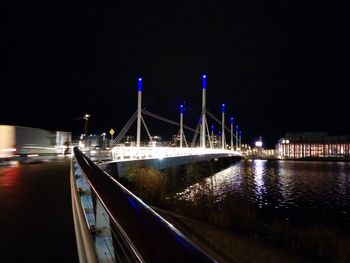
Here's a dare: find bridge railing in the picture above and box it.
[71,147,216,263]
[111,146,241,161]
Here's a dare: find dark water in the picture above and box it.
[176,159,350,231]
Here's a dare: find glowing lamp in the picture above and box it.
[180,104,184,113]
[138,77,142,91]
[202,74,207,89]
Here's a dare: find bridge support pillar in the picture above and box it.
[222,104,225,149]
[235,126,239,150]
[137,78,142,148]
[230,117,234,150]
[180,104,184,148]
[201,75,207,148]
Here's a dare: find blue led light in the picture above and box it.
[236,125,239,131]
[175,234,187,247]
[200,116,203,125]
[180,104,184,113]
[138,77,142,91]
[222,103,225,113]
[202,74,207,89]
[211,125,214,132]
[128,196,139,210]
[230,117,234,125]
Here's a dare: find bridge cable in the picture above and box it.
[141,109,197,133]
[141,115,153,142]
[113,111,137,144]
[205,121,213,148]
[207,110,237,139]
[191,120,200,147]
[176,129,189,148]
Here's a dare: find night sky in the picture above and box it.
[3,1,350,147]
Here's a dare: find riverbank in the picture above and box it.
[245,156,350,162]
[153,207,312,263]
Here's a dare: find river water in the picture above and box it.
[175,159,350,232]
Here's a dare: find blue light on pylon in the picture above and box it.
[138,77,142,91]
[180,104,184,114]
[200,116,203,125]
[211,125,214,132]
[236,125,239,131]
[230,117,234,125]
[222,103,225,113]
[202,74,207,90]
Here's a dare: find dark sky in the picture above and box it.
[3,1,350,147]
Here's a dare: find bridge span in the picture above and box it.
[111,146,242,161]
[96,146,243,179]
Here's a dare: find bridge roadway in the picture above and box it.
[0,158,78,262]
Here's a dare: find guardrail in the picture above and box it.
[112,146,241,161]
[71,147,216,263]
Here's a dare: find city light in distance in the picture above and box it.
[255,141,263,147]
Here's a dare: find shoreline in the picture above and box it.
[245,156,350,162]
[153,206,312,263]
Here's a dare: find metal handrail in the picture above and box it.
[72,147,216,262]
[71,159,98,263]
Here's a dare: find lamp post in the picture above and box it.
[83,114,90,135]
[83,113,90,147]
[101,132,106,148]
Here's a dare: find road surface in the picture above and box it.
[0,158,78,262]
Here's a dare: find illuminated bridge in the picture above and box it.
[70,77,243,261]
[0,75,244,262]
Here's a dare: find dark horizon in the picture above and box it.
[3,2,350,148]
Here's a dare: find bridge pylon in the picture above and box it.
[201,75,207,148]
[136,78,142,148]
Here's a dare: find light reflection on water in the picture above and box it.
[175,159,350,228]
[176,163,244,203]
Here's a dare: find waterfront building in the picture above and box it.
[276,132,350,159]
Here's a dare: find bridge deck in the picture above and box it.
[0,158,78,262]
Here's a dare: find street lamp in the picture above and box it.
[83,114,90,142]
